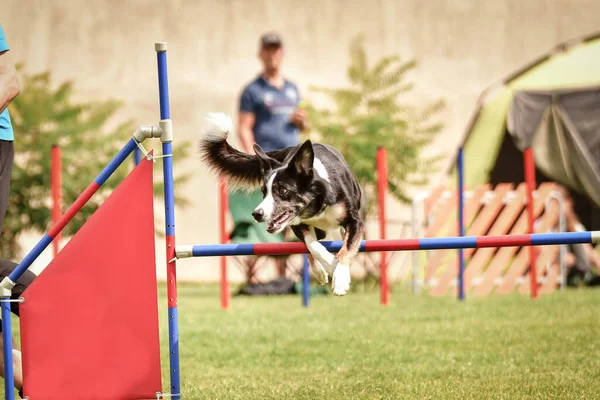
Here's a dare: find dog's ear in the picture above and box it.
[289,140,314,177]
[253,143,273,174]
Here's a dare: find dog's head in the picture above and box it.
[252,140,317,233]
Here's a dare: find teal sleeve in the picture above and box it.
[0,25,9,53]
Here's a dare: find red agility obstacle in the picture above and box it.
[19,157,162,400]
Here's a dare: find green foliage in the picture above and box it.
[304,34,445,213]
[0,67,192,258]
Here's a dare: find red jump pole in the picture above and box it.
[377,147,389,305]
[524,147,538,299]
[219,177,230,310]
[51,144,62,258]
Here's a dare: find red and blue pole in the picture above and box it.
[134,147,142,166]
[457,147,465,301]
[524,147,538,299]
[219,178,230,310]
[1,137,137,400]
[1,298,14,400]
[176,231,600,258]
[8,138,137,282]
[51,144,62,258]
[156,42,181,400]
[302,255,310,307]
[377,147,389,305]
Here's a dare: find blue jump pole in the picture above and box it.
[302,255,310,307]
[175,231,600,258]
[0,138,137,400]
[458,147,465,301]
[155,42,181,400]
[1,298,14,400]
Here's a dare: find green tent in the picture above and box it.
[448,31,600,228]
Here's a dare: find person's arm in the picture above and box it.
[237,88,257,154]
[290,87,309,132]
[0,51,20,115]
[290,108,309,132]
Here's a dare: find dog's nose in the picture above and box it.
[252,208,264,222]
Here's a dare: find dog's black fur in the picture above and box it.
[199,113,365,295]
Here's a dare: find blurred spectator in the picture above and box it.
[237,32,308,154]
[236,32,308,277]
[0,23,19,233]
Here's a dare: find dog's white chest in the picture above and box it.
[292,203,346,231]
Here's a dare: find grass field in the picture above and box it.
[153,283,599,400]
[2,283,598,399]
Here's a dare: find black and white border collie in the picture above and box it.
[199,113,365,296]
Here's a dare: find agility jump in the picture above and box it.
[0,42,599,400]
[175,231,600,257]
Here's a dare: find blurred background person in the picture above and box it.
[235,32,309,278]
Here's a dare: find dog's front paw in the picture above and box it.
[331,263,351,296]
[311,259,329,285]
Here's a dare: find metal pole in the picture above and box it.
[219,178,230,310]
[524,147,538,299]
[51,144,62,258]
[155,41,181,400]
[377,147,389,305]
[175,231,600,258]
[302,255,310,307]
[546,190,567,290]
[457,148,465,301]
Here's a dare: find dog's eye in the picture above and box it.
[279,187,288,196]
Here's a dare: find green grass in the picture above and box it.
[155,283,599,400]
[3,283,598,399]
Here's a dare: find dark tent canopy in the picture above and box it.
[448,32,600,229]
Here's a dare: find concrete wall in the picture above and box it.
[3,0,599,281]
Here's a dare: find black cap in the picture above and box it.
[260,32,283,48]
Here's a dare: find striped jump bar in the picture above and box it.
[176,231,600,258]
[7,138,139,283]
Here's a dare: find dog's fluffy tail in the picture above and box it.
[198,112,262,190]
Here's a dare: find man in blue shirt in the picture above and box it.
[236,32,309,278]
[237,32,308,153]
[0,24,20,233]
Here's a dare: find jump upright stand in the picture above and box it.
[0,42,180,400]
[155,42,181,400]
